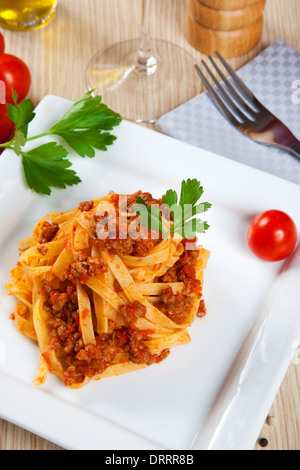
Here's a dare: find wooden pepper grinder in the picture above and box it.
[184,0,266,58]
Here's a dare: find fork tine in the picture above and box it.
[201,60,248,123]
[215,51,261,108]
[207,55,258,115]
[194,64,240,127]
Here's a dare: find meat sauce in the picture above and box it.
[93,191,162,257]
[157,239,205,324]
[41,278,169,386]
[39,221,59,244]
[65,253,108,284]
[38,193,205,385]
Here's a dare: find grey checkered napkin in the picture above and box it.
[156,39,300,185]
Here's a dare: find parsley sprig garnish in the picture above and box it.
[136,179,211,238]
[0,90,121,195]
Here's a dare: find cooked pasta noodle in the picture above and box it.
[6,191,210,388]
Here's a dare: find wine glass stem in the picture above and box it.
[136,0,157,75]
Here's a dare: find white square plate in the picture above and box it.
[0,95,299,450]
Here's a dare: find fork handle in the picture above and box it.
[260,119,300,161]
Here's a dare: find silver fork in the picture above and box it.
[195,52,300,161]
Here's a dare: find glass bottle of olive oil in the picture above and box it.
[0,0,57,31]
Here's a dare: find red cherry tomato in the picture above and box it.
[0,33,4,54]
[248,210,298,262]
[0,53,31,104]
[0,104,15,146]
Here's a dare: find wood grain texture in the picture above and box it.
[0,0,299,451]
[187,0,266,32]
[184,8,264,57]
[199,0,261,10]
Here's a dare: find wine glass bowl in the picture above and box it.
[86,0,199,123]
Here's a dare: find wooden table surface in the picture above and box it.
[0,0,299,451]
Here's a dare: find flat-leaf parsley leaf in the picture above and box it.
[22,142,81,196]
[0,90,122,195]
[136,178,211,238]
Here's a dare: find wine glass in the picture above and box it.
[86,0,199,123]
